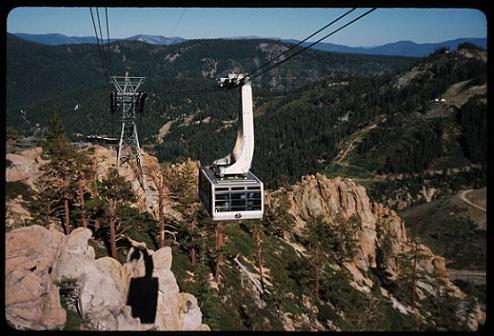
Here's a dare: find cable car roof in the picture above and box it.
[201,167,262,186]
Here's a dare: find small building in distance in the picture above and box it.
[86,135,119,145]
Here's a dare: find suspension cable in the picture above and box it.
[248,8,356,78]
[170,8,186,37]
[89,7,109,80]
[96,8,110,78]
[250,8,377,81]
[105,7,113,75]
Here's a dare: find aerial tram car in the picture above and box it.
[199,74,264,221]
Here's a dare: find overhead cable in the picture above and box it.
[250,8,377,81]
[89,7,109,80]
[96,8,110,78]
[170,8,186,37]
[105,7,113,75]
[248,8,357,78]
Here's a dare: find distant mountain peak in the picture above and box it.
[125,34,185,45]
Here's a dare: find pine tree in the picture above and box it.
[305,216,333,302]
[148,168,167,247]
[250,219,266,294]
[395,236,429,329]
[97,168,136,258]
[214,222,224,283]
[37,112,81,234]
[73,151,95,229]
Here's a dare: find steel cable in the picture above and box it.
[247,8,357,78]
[250,8,377,81]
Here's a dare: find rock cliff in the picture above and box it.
[266,173,485,330]
[6,147,47,191]
[5,147,484,331]
[5,225,66,330]
[85,145,172,216]
[5,225,209,331]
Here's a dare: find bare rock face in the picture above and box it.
[5,225,208,331]
[5,195,33,230]
[268,173,455,283]
[5,225,66,330]
[278,174,377,271]
[371,202,454,290]
[122,245,209,331]
[5,144,190,225]
[55,228,208,330]
[6,147,46,191]
[86,145,182,220]
[55,228,140,330]
[55,231,127,330]
[267,173,484,330]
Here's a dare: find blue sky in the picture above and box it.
[7,7,487,47]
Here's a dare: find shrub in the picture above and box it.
[458,42,483,51]
[5,181,34,202]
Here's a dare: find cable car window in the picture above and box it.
[231,187,245,191]
[247,192,261,199]
[215,193,229,200]
[247,199,262,210]
[215,201,230,212]
[231,192,246,200]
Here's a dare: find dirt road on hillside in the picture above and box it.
[459,189,486,212]
[447,269,486,286]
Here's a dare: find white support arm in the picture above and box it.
[213,74,255,177]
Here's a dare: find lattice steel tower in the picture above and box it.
[111,73,147,189]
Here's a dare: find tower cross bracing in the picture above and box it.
[111,74,146,189]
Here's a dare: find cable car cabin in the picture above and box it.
[199,166,263,221]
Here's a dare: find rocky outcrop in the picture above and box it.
[6,147,46,191]
[272,174,378,271]
[120,242,208,330]
[5,225,209,331]
[266,173,485,330]
[55,228,141,330]
[5,225,66,330]
[86,145,182,220]
[268,173,450,280]
[5,195,33,230]
[5,145,191,225]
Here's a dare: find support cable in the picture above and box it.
[96,8,110,78]
[89,7,109,80]
[248,8,356,78]
[105,7,113,75]
[250,8,377,81]
[170,8,186,37]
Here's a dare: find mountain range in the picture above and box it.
[11,32,486,57]
[285,37,487,57]
[12,33,185,46]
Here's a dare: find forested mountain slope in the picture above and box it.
[157,44,486,190]
[6,33,415,141]
[6,35,486,200]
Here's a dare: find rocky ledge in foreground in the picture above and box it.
[5,225,209,331]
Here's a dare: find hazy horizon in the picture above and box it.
[7,7,487,48]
